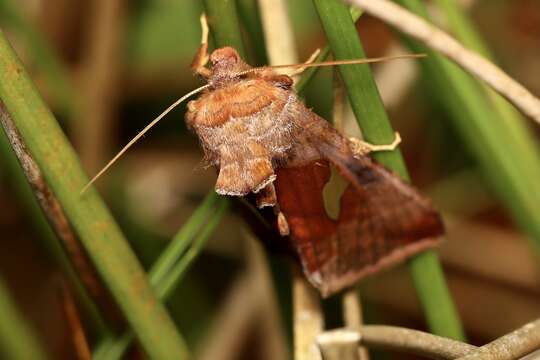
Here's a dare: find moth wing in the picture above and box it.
[275,108,443,297]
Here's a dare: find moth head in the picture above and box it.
[209,47,250,86]
[210,47,240,66]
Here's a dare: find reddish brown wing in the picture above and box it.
[274,107,444,297]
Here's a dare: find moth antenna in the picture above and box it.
[236,53,426,76]
[80,84,210,195]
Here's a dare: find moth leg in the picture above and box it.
[289,48,321,77]
[191,13,211,78]
[277,211,290,236]
[349,132,401,157]
[256,183,277,208]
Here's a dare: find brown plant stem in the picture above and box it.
[59,279,91,360]
[293,267,325,360]
[318,319,540,359]
[456,319,540,360]
[318,329,362,360]
[360,325,475,359]
[342,290,369,360]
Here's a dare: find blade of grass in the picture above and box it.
[202,0,247,58]
[312,0,465,340]
[0,277,47,360]
[236,0,268,65]
[0,30,189,359]
[93,198,229,360]
[148,192,220,285]
[396,0,540,256]
[156,199,229,299]
[295,9,362,95]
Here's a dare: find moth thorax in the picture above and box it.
[208,72,243,89]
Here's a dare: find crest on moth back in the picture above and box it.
[186,46,304,196]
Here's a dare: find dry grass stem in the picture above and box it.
[342,290,369,360]
[318,329,362,360]
[75,0,125,173]
[197,274,257,360]
[319,321,540,359]
[342,290,363,330]
[293,268,324,360]
[457,318,540,360]
[197,234,289,360]
[257,0,299,65]
[344,0,540,125]
[245,234,289,360]
[360,325,476,359]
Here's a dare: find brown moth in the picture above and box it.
[84,16,443,297]
[184,27,443,297]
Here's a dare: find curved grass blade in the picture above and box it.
[93,198,229,360]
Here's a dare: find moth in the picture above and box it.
[85,16,444,297]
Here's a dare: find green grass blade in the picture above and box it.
[93,196,228,360]
[313,0,408,176]
[236,0,268,65]
[397,0,540,255]
[157,199,229,299]
[149,192,220,285]
[0,277,47,360]
[433,1,490,57]
[0,30,189,359]
[312,0,464,340]
[202,0,247,58]
[296,10,362,95]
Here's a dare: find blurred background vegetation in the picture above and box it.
[0,0,539,359]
